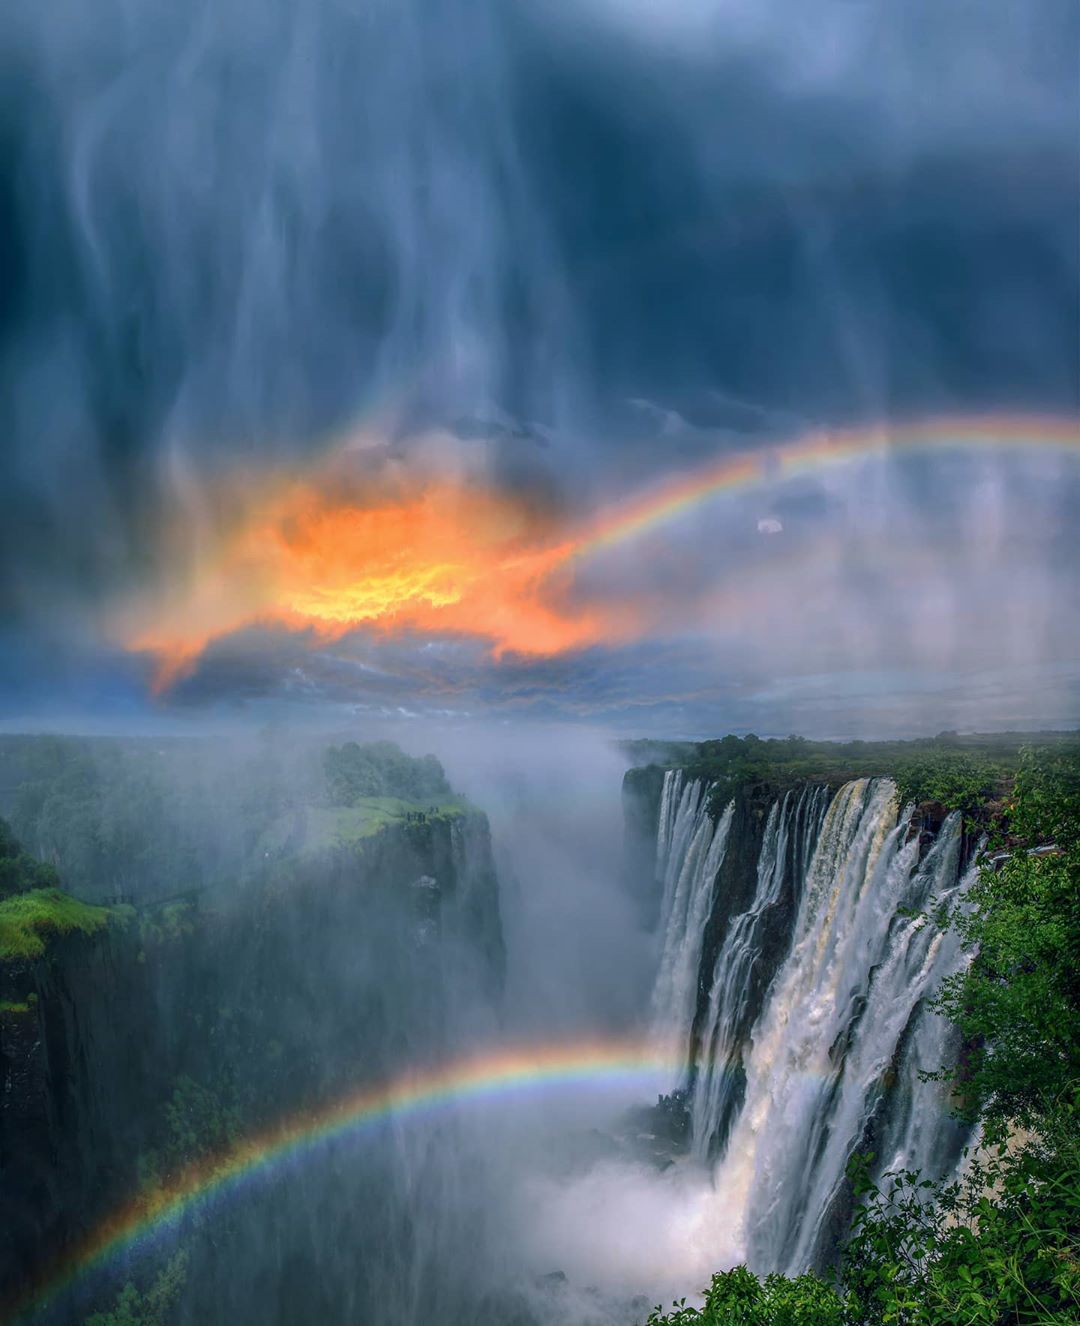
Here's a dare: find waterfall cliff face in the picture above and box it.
[644,770,974,1275]
[690,783,829,1161]
[650,774,734,1058]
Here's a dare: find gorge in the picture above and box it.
[1,728,1055,1326]
[1,5,1076,1321]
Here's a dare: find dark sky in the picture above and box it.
[1,0,1078,735]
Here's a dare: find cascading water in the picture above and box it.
[690,784,829,1160]
[650,774,977,1276]
[874,846,980,1184]
[650,771,734,1069]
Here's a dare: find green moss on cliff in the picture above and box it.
[301,797,470,851]
[0,887,121,959]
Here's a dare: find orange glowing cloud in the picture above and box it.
[115,412,1080,693]
[117,473,625,692]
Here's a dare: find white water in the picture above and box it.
[874,846,981,1183]
[650,771,734,1069]
[690,784,829,1160]
[649,775,977,1275]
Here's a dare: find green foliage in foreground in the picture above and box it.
[0,886,119,960]
[646,1266,846,1324]
[650,743,1080,1326]
[934,747,1080,1125]
[843,1116,1080,1325]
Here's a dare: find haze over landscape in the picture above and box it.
[0,4,1078,1326]
[1,0,1077,736]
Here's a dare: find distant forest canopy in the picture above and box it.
[323,741,450,806]
[622,729,1080,819]
[4,730,1079,902]
[0,735,453,902]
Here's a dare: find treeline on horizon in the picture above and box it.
[647,741,1080,1325]
[625,729,1080,821]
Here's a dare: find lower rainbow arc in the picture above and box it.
[6,1038,686,1323]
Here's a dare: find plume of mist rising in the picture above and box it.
[401,723,655,1034]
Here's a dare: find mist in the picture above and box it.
[0,2,1077,1322]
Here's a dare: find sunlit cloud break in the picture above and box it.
[115,413,1080,694]
[116,479,613,692]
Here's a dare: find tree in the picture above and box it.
[933,745,1080,1125]
[646,1266,847,1325]
[0,817,60,899]
[85,1251,188,1326]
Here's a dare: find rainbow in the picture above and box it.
[3,1038,683,1324]
[571,413,1080,557]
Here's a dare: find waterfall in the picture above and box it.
[642,767,978,1277]
[682,777,976,1274]
[655,768,685,885]
[690,784,829,1159]
[874,847,980,1185]
[650,771,734,1072]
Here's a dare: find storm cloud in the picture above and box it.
[0,0,1077,733]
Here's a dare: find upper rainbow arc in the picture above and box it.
[568,412,1080,559]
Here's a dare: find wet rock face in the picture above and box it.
[622,769,825,1064]
[0,929,156,1294]
[0,810,505,1309]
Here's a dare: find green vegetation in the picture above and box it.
[323,740,451,805]
[302,797,468,851]
[646,1266,846,1324]
[4,737,205,899]
[158,1074,242,1173]
[107,1072,245,1326]
[0,815,60,899]
[137,899,199,948]
[648,742,1080,1326]
[85,1250,189,1326]
[628,730,1080,820]
[0,734,465,901]
[0,886,119,960]
[932,746,1080,1124]
[842,1121,1080,1326]
[892,749,1006,820]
